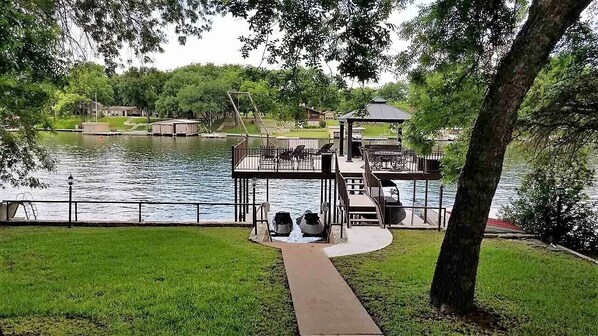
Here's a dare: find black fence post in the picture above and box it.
[138,203,142,223]
[196,204,200,223]
[75,202,78,222]
[438,185,444,231]
[252,179,257,235]
[68,175,73,228]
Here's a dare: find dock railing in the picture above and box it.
[232,136,249,167]
[362,145,443,173]
[233,146,335,172]
[363,152,385,227]
[335,155,349,236]
[1,199,256,227]
[363,151,447,230]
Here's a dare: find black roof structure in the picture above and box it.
[338,97,411,122]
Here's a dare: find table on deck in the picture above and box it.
[370,151,406,170]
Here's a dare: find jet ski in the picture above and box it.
[296,210,325,236]
[270,212,294,236]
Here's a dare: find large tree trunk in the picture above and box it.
[430,0,592,314]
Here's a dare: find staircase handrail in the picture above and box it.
[363,152,385,228]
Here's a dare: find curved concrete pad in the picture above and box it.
[324,226,393,258]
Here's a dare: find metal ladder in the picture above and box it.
[16,192,37,220]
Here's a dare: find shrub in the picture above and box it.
[500,153,598,254]
[318,120,326,128]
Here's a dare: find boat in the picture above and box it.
[201,132,227,138]
[270,212,294,236]
[381,180,407,224]
[296,210,326,236]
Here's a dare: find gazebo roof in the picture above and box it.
[338,97,411,122]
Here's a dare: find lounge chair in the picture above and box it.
[314,142,334,155]
[278,145,305,169]
[258,146,276,170]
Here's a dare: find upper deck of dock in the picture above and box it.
[231,138,442,180]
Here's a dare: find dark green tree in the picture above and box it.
[500,153,598,253]
[0,1,59,188]
[405,0,595,313]
[113,67,168,120]
[377,81,408,103]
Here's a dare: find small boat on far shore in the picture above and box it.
[201,133,227,138]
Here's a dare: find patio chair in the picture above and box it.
[314,142,334,155]
[278,145,305,169]
[258,146,277,170]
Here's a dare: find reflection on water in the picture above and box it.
[2,133,596,222]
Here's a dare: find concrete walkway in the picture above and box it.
[324,227,393,258]
[270,243,382,336]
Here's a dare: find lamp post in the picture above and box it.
[555,187,564,241]
[68,175,74,228]
[252,178,257,235]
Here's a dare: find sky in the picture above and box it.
[114,2,427,86]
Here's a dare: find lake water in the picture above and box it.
[1,133,596,222]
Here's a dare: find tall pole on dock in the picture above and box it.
[68,175,73,228]
[94,92,98,122]
[252,178,257,235]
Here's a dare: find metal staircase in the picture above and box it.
[337,172,383,228]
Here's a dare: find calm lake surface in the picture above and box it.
[2,133,596,222]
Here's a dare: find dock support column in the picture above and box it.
[411,179,416,226]
[397,121,403,147]
[333,174,337,223]
[424,180,429,224]
[347,121,353,162]
[234,178,238,221]
[328,177,332,225]
[244,179,249,220]
[438,185,444,231]
[339,122,345,157]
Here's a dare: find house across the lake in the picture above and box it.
[305,107,325,126]
[106,106,142,117]
[151,119,200,136]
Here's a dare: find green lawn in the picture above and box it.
[333,231,598,336]
[274,128,331,139]
[0,227,296,335]
[221,119,262,134]
[51,117,163,131]
[362,123,393,137]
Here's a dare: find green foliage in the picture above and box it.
[65,62,114,105]
[52,92,89,117]
[0,227,296,335]
[112,67,168,115]
[518,22,598,154]
[155,63,242,119]
[500,153,598,253]
[338,87,377,113]
[333,230,598,335]
[0,1,60,188]
[403,67,483,179]
[231,0,405,82]
[398,0,525,77]
[377,81,408,103]
[318,120,327,128]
